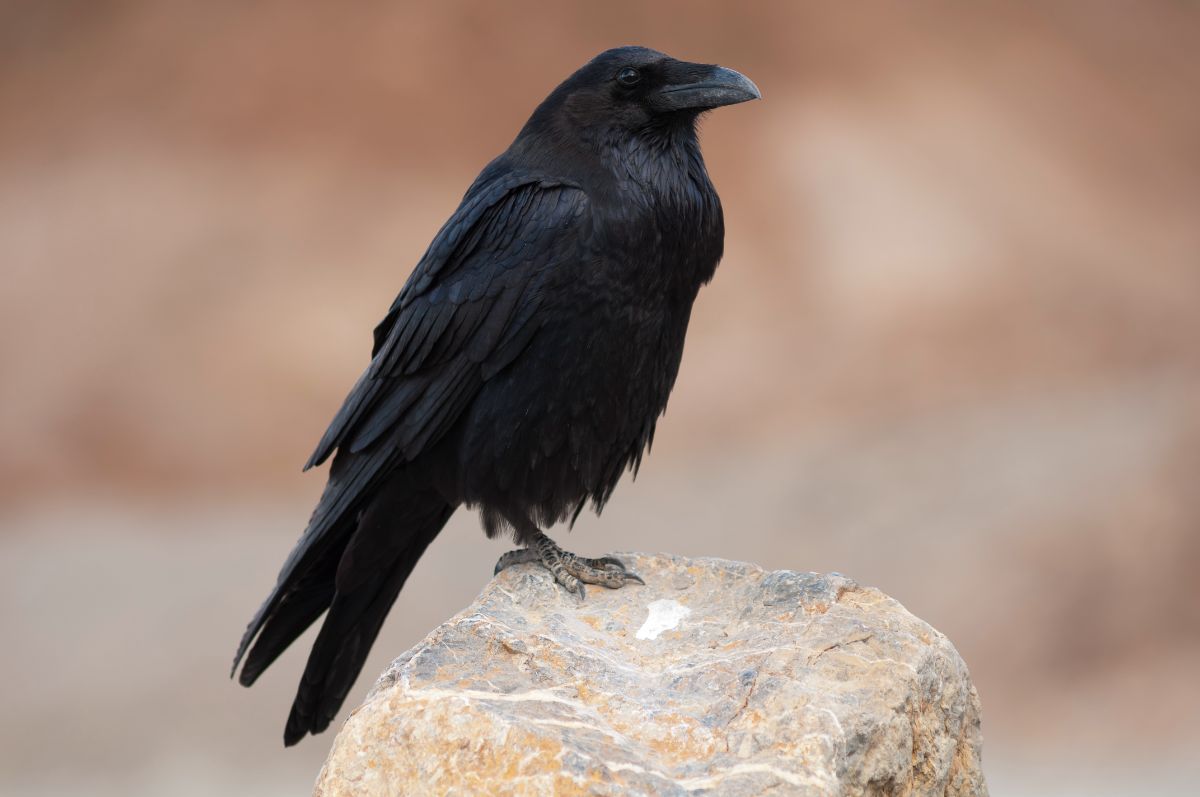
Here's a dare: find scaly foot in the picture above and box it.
[493,531,643,599]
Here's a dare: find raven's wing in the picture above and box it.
[232,172,588,679]
[305,171,588,469]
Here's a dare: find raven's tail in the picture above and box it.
[283,482,452,746]
[234,465,454,746]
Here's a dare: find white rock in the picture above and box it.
[635,598,692,640]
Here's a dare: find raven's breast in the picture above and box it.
[453,144,723,531]
[452,268,696,527]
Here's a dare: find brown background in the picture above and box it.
[2,1,1198,794]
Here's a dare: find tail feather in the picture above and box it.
[232,448,398,679]
[283,558,410,744]
[281,478,453,746]
[238,563,339,686]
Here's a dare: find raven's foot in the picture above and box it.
[493,532,643,599]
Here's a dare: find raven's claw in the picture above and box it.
[494,535,645,598]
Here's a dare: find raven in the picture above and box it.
[233,46,759,746]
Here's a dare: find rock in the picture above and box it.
[313,554,987,796]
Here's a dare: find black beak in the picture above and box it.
[654,65,762,112]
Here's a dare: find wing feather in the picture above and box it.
[237,172,587,686]
[305,171,586,471]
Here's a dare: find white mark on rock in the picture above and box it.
[636,599,692,640]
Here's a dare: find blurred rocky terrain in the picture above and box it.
[1,1,1198,795]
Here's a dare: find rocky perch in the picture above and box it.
[314,554,987,796]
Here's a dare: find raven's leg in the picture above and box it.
[493,525,643,599]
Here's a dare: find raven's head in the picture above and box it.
[522,46,760,141]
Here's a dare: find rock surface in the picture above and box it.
[313,554,987,796]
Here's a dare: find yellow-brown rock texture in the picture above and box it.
[314,554,986,796]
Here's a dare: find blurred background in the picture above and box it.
[2,1,1198,794]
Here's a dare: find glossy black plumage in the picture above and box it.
[232,46,759,746]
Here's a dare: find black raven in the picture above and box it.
[233,46,759,746]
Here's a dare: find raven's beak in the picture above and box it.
[655,65,762,112]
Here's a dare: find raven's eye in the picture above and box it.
[616,67,641,87]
